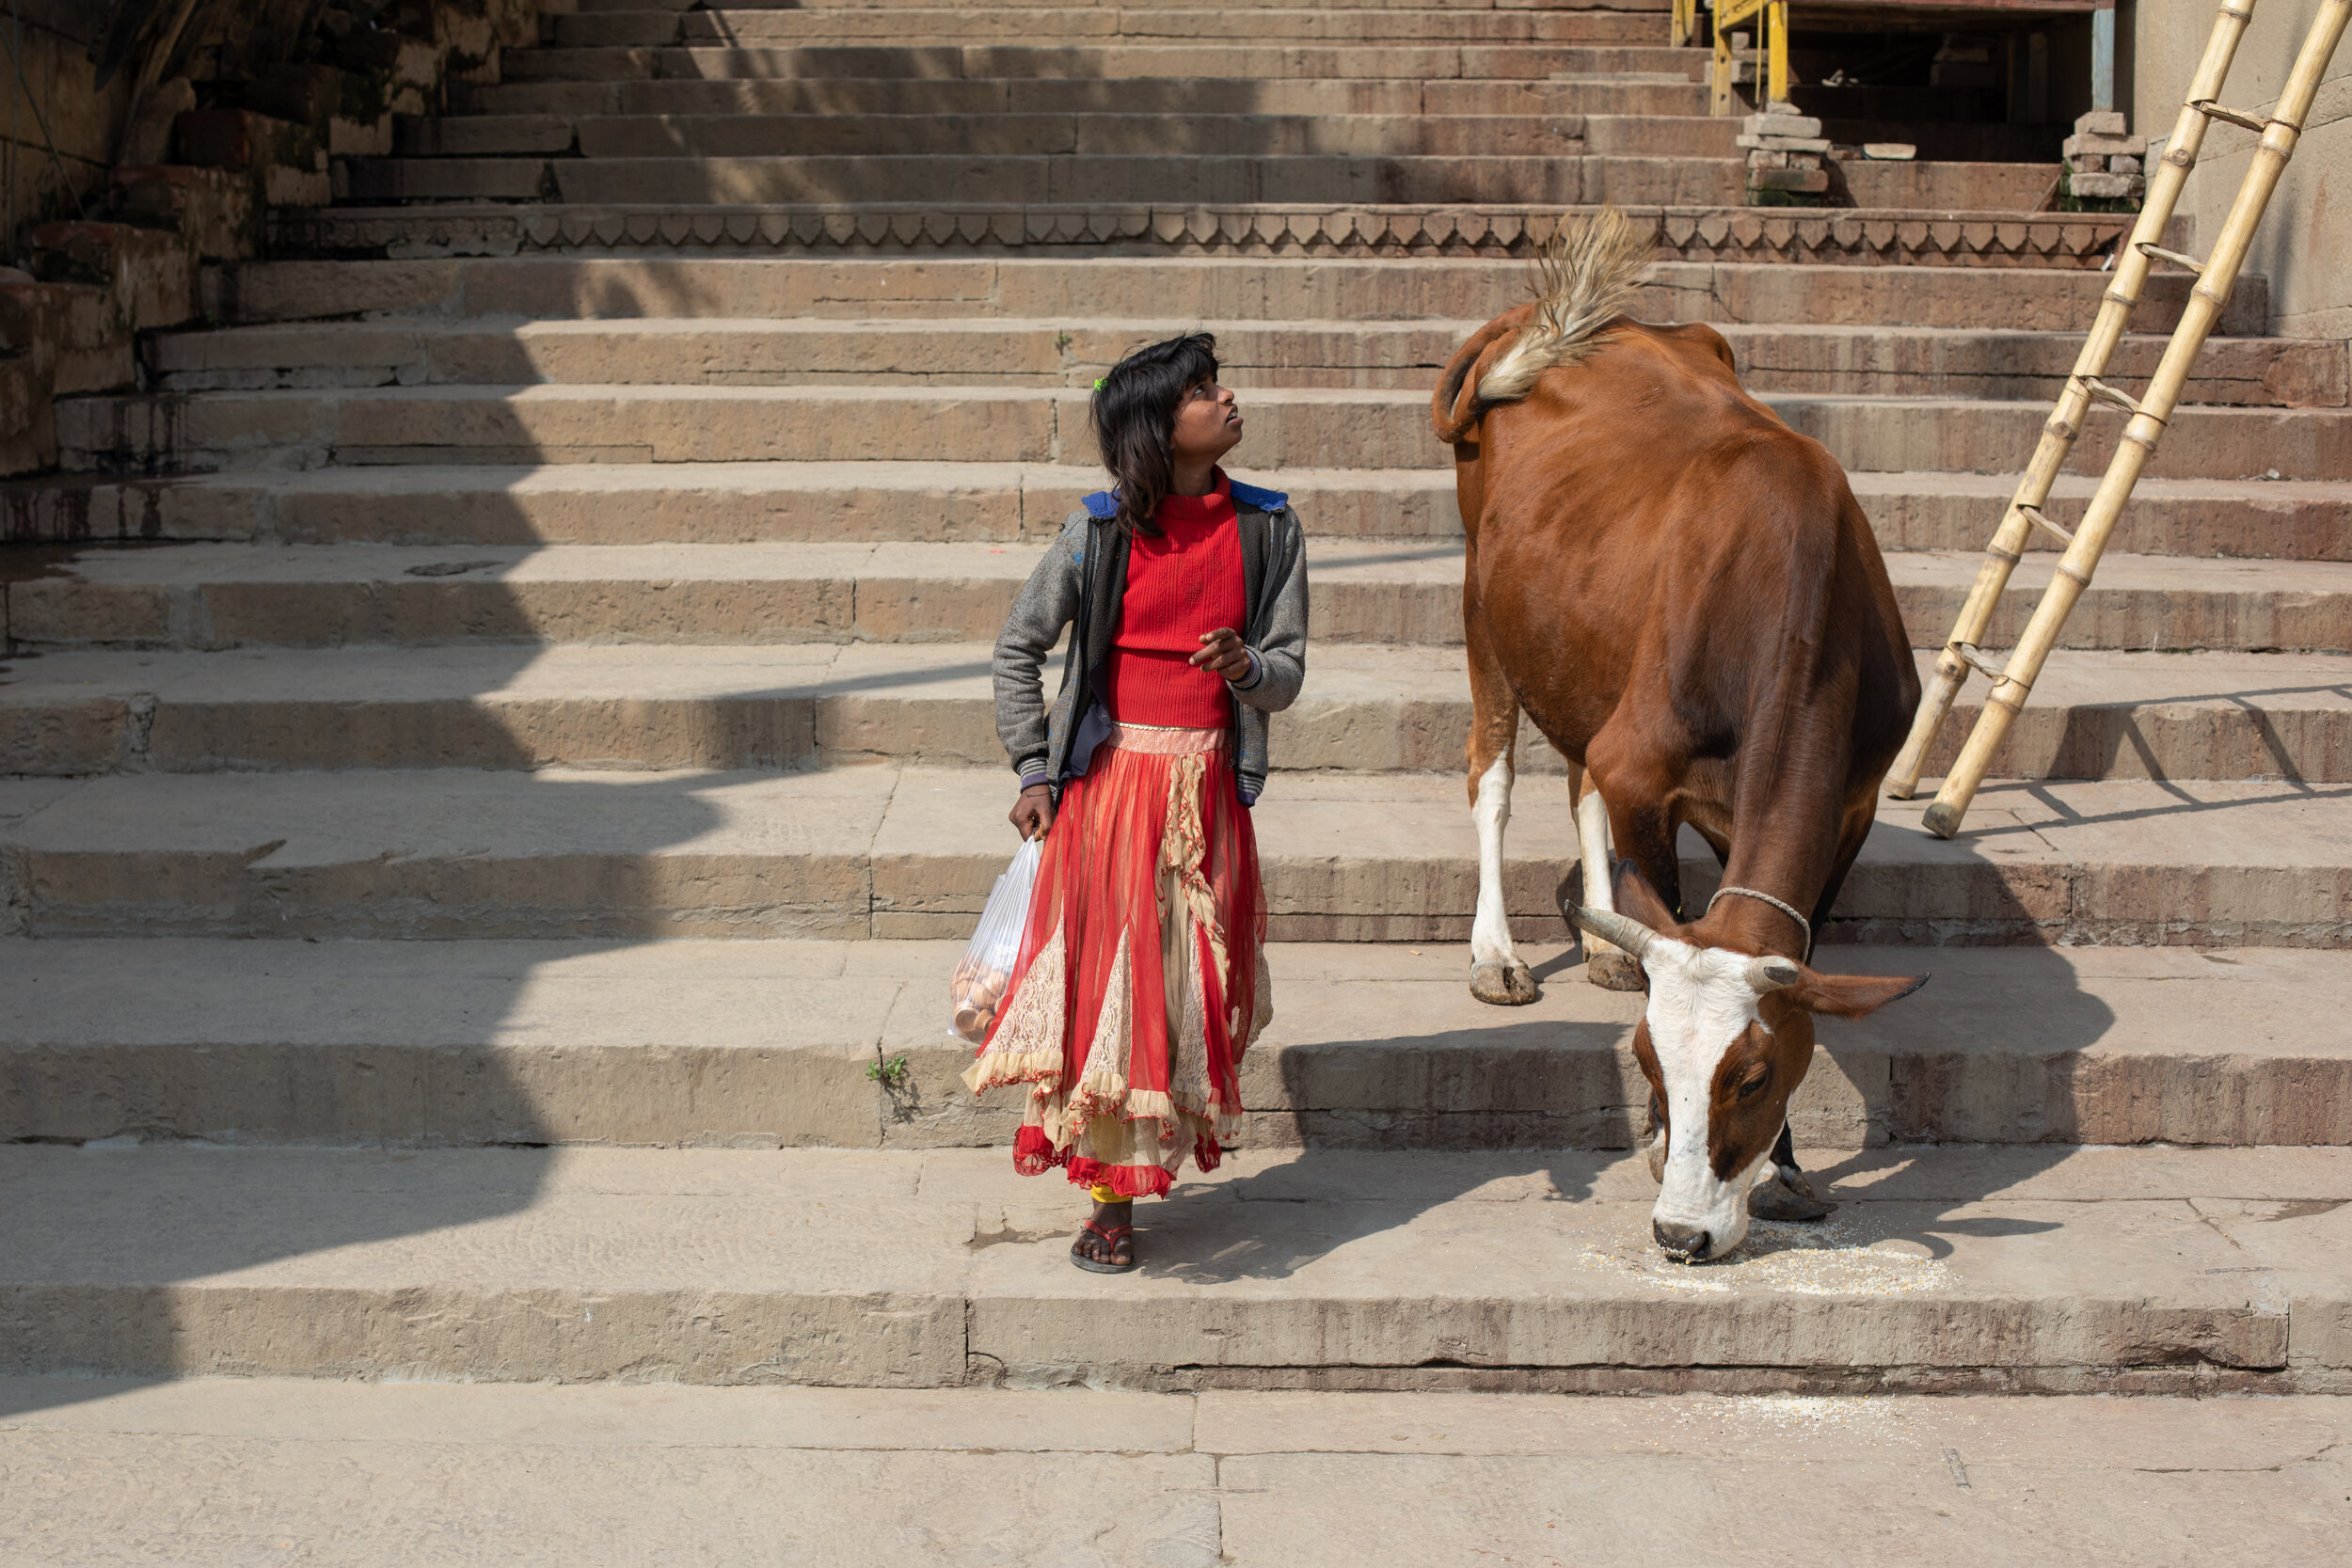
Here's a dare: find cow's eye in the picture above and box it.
[1737,1067,1772,1100]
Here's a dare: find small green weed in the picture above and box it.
[867,1052,912,1090]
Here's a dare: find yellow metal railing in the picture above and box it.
[1678,0,1789,116]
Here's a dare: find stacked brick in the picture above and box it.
[0,0,540,483]
[2065,110,2147,205]
[1739,105,1828,201]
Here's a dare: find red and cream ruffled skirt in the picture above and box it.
[961,722,1271,1198]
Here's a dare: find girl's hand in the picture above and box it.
[1009,784,1056,840]
[1191,626,1253,681]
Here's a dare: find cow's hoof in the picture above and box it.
[1470,959,1540,1006]
[1748,1171,1836,1222]
[1587,950,1645,990]
[1645,1134,1666,1185]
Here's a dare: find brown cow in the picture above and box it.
[1434,208,1928,1260]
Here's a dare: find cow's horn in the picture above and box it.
[1746,955,1803,991]
[1571,906,1655,960]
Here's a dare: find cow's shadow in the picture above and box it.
[1135,914,2111,1285]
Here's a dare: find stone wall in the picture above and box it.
[0,4,129,250]
[2131,0,2351,340]
[0,1,557,480]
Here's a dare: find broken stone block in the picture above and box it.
[2073,154,2107,173]
[174,109,326,175]
[1741,111,1823,140]
[2071,171,2137,199]
[109,166,260,261]
[2076,109,2129,137]
[119,77,197,167]
[28,223,196,330]
[2064,132,2147,160]
[2111,155,2143,177]
[1863,143,1916,161]
[1736,134,1832,154]
[1746,149,1789,170]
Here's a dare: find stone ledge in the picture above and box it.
[269,201,2137,270]
[7,539,2347,654]
[51,383,2348,479]
[0,768,2345,947]
[10,467,2340,558]
[4,939,2351,1149]
[2,1142,2349,1392]
[3,643,2346,784]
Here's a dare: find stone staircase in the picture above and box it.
[4,0,2352,1396]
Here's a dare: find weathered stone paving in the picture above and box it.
[2,0,2349,1412]
[7,1380,2347,1565]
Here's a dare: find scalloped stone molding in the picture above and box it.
[273,202,2138,270]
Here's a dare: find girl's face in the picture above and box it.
[1170,377,1244,464]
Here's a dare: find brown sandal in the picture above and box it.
[1070,1218,1137,1275]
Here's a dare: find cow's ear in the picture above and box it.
[1611,859,1679,933]
[1788,970,1928,1019]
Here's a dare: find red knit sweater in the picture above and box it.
[1105,471,1246,728]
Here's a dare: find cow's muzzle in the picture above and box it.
[1652,1217,1713,1260]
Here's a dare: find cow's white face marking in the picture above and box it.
[1643,934,1778,1258]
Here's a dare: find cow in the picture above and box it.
[1433,207,1928,1260]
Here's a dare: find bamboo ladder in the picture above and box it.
[1885,0,2352,838]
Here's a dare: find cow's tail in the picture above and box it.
[1476,206,1652,405]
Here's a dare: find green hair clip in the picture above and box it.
[1092,378,1105,389]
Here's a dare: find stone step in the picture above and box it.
[1733,326,2345,409]
[1767,394,2351,483]
[6,643,2345,785]
[391,111,1740,161]
[603,0,1676,8]
[338,152,2055,214]
[271,200,2138,271]
[551,7,1668,47]
[206,257,2253,337]
[494,43,1701,84]
[5,938,2349,1150]
[6,1380,2349,1556]
[12,465,2346,561]
[564,0,1678,9]
[9,542,2347,656]
[1862,471,2352,560]
[0,464,1457,546]
[4,1141,2349,1392]
[143,317,2345,408]
[452,73,1711,120]
[55,384,2352,482]
[372,104,2004,182]
[1,766,2344,945]
[632,0,1676,8]
[338,152,1725,208]
[404,111,1539,160]
[137,316,1504,392]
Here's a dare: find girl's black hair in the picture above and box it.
[1089,332,1220,539]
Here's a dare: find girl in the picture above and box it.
[963,332,1310,1274]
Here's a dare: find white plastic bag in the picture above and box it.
[948,834,1044,1044]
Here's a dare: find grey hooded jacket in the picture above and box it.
[993,480,1309,804]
